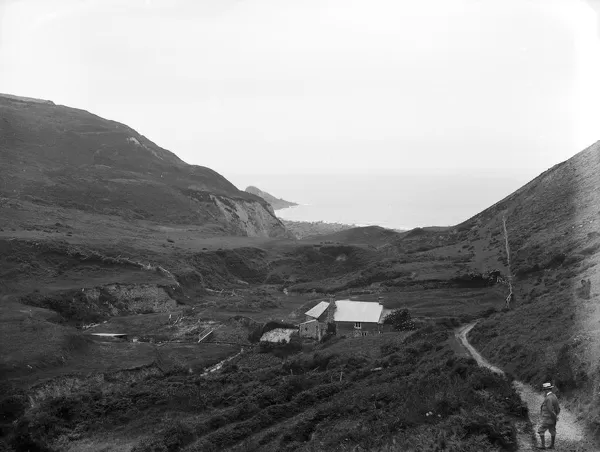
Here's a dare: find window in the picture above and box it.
[362,332,369,337]
[354,322,362,329]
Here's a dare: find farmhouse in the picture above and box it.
[299,299,391,339]
[333,299,388,337]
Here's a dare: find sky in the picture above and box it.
[1,0,600,226]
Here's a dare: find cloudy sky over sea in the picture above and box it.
[2,0,600,228]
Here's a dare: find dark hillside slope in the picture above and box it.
[0,94,287,237]
[462,141,600,430]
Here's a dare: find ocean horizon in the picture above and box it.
[229,169,540,231]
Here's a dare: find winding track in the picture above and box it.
[455,323,593,451]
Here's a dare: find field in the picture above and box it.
[353,287,504,318]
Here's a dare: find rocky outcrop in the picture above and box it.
[21,283,179,323]
[84,284,177,314]
[211,195,292,238]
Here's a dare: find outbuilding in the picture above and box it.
[299,319,327,341]
[299,300,332,340]
[260,328,298,344]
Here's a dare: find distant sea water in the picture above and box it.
[230,170,538,230]
[276,204,411,230]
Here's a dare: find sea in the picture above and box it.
[229,169,539,230]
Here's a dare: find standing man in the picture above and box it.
[537,382,560,449]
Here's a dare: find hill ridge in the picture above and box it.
[245,185,299,210]
[0,95,289,238]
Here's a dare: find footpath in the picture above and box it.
[455,323,594,451]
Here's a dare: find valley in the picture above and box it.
[1,94,600,451]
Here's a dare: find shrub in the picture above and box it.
[9,429,56,452]
[464,410,517,450]
[383,309,416,331]
[0,395,28,423]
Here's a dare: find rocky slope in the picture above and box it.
[245,185,298,210]
[0,93,288,238]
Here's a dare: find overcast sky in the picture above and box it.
[1,0,600,188]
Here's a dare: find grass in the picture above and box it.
[0,302,78,380]
[378,287,504,318]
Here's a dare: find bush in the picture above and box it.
[464,411,517,450]
[9,430,56,452]
[259,338,302,358]
[383,309,416,331]
[0,395,28,423]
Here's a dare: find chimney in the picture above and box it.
[327,299,336,323]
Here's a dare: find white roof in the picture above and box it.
[305,301,330,319]
[260,328,297,343]
[333,300,383,323]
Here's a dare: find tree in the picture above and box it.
[383,309,416,331]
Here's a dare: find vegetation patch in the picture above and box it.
[2,324,526,451]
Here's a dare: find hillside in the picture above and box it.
[461,141,600,432]
[0,93,288,238]
[303,225,404,247]
[2,92,600,451]
[279,219,357,239]
[245,186,298,210]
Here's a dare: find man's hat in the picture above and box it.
[542,382,554,389]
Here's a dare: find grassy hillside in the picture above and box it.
[279,219,357,240]
[303,225,404,247]
[464,142,600,432]
[0,94,287,237]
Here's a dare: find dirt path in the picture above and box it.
[456,323,595,451]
